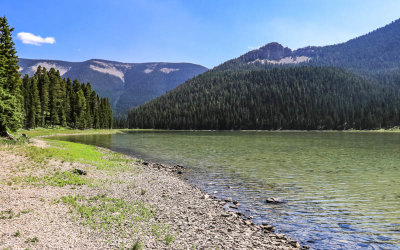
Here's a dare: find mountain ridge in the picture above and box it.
[215,18,400,74]
[127,17,400,130]
[18,58,208,115]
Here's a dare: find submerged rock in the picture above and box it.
[266,197,284,204]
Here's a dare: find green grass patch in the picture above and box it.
[130,240,143,250]
[17,128,123,138]
[20,170,89,187]
[13,230,21,237]
[0,209,14,219]
[61,194,154,231]
[9,139,137,172]
[151,223,175,245]
[25,236,39,243]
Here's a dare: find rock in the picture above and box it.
[289,240,300,248]
[221,213,231,217]
[275,233,285,239]
[201,194,210,199]
[213,191,218,194]
[229,205,238,209]
[233,200,239,205]
[142,161,149,165]
[224,197,233,202]
[73,169,87,175]
[244,220,252,226]
[261,225,274,231]
[266,197,284,204]
[177,170,183,174]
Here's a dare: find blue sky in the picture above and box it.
[2,0,400,68]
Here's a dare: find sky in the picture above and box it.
[2,0,400,68]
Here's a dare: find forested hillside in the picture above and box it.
[21,66,113,130]
[128,67,400,130]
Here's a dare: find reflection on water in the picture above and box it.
[50,131,400,249]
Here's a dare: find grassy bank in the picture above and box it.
[0,128,176,249]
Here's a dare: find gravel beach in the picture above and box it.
[0,138,303,249]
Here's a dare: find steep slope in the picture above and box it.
[18,58,208,114]
[128,67,400,130]
[216,18,400,74]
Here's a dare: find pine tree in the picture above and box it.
[0,16,23,137]
[29,77,40,128]
[38,67,50,127]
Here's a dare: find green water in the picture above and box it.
[50,131,400,249]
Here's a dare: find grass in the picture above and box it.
[61,194,154,231]
[13,230,21,237]
[5,138,138,174]
[151,223,175,245]
[17,127,124,138]
[21,170,89,187]
[130,240,143,250]
[0,128,176,247]
[25,236,39,243]
[0,209,14,219]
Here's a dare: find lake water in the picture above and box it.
[50,131,400,249]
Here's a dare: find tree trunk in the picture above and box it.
[0,123,15,140]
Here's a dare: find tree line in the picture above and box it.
[0,17,112,137]
[128,67,400,130]
[21,66,113,129]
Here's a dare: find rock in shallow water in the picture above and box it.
[266,197,284,204]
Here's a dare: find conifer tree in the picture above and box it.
[0,16,23,137]
[38,67,50,126]
[29,77,40,128]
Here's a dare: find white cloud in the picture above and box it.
[17,32,55,46]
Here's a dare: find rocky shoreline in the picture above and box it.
[140,160,306,249]
[0,137,305,249]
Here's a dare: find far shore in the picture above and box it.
[0,129,303,249]
[14,127,400,140]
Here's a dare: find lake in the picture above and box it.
[49,131,400,249]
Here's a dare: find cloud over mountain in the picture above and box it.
[17,32,55,46]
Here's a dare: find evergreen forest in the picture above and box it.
[128,67,400,130]
[21,66,113,130]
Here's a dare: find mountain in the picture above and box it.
[128,67,400,130]
[216,19,400,75]
[18,58,208,114]
[128,18,400,130]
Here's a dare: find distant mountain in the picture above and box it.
[18,58,207,114]
[216,19,400,75]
